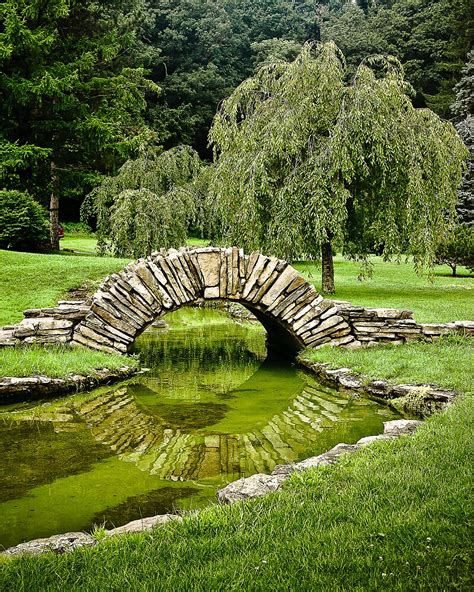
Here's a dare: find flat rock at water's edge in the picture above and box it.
[383,419,422,435]
[3,532,97,556]
[218,473,286,503]
[106,514,182,536]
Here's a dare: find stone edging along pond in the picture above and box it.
[0,366,140,404]
[1,356,459,558]
[296,357,458,417]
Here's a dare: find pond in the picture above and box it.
[0,307,401,549]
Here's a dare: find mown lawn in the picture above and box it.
[0,345,138,379]
[302,336,474,394]
[1,395,471,591]
[60,234,210,255]
[2,244,471,327]
[0,249,130,326]
[60,235,99,255]
[295,257,472,323]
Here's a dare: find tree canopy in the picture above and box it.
[0,0,471,260]
[208,42,468,292]
[148,0,319,154]
[82,145,204,257]
[451,51,474,227]
[321,0,474,117]
[0,0,159,247]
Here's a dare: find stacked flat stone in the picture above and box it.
[332,302,474,347]
[1,249,472,353]
[72,247,354,354]
[0,301,89,347]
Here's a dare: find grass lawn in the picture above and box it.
[0,249,130,326]
[60,235,99,255]
[295,256,472,323]
[302,336,474,394]
[1,395,471,591]
[60,234,210,255]
[0,345,138,379]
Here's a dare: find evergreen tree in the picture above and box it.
[0,0,159,248]
[208,43,467,293]
[452,51,474,226]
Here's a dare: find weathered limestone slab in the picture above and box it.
[81,315,133,346]
[196,249,221,287]
[106,514,182,536]
[167,250,198,298]
[0,328,20,346]
[90,303,139,336]
[219,248,229,298]
[23,304,89,321]
[270,284,311,317]
[14,318,73,338]
[3,532,97,556]
[204,286,220,299]
[303,315,345,342]
[242,254,267,299]
[217,473,286,503]
[106,280,155,320]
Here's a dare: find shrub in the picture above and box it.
[0,190,49,251]
[435,224,474,276]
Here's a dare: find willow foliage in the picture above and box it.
[81,146,203,257]
[208,42,468,279]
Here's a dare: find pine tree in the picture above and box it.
[0,0,159,248]
[451,51,474,227]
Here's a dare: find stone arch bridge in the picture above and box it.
[73,247,354,355]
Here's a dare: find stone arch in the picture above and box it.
[72,247,354,355]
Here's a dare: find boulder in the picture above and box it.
[106,514,182,536]
[3,532,97,556]
[218,473,286,504]
[383,419,422,436]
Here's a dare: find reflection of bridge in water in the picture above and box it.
[51,375,374,483]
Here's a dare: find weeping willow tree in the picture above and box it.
[208,42,468,293]
[81,146,205,258]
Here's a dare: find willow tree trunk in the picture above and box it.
[321,239,335,294]
[49,160,60,250]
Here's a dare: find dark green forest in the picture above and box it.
[0,0,472,260]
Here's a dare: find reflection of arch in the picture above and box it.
[73,247,354,355]
[56,372,374,483]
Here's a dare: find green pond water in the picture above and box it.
[0,307,401,549]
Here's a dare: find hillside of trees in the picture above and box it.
[0,0,472,270]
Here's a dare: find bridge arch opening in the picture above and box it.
[72,247,354,355]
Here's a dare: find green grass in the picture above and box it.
[295,256,472,323]
[0,345,138,378]
[60,234,210,255]
[60,235,99,255]
[1,395,471,591]
[0,249,130,326]
[302,336,474,394]
[186,236,210,247]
